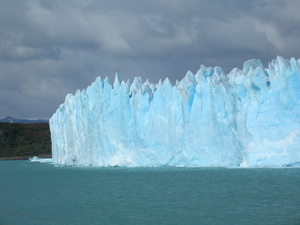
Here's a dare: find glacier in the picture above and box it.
[50,56,300,167]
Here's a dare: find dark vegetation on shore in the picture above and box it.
[0,122,51,160]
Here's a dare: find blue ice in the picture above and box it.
[50,56,300,167]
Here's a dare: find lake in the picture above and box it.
[0,160,299,224]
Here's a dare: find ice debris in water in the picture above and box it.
[29,156,53,163]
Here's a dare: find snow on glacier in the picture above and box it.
[50,56,300,167]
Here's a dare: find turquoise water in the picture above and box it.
[0,161,300,225]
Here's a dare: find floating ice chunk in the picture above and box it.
[29,156,53,163]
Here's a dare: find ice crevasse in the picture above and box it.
[50,56,300,167]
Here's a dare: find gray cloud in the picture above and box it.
[0,0,299,119]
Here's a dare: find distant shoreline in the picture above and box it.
[0,155,52,161]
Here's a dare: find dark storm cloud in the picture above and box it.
[0,0,300,119]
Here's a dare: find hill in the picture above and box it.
[0,122,51,159]
[0,116,49,124]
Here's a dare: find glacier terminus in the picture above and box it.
[50,56,300,167]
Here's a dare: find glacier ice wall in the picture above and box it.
[50,56,300,167]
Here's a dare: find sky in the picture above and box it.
[1,0,300,120]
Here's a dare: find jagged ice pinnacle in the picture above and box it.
[50,56,300,167]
